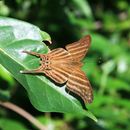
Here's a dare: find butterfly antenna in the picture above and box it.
[20,66,43,74]
[22,51,40,57]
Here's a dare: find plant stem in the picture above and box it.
[0,101,47,130]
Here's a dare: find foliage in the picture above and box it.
[0,0,130,130]
[0,17,96,120]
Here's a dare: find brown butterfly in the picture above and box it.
[20,35,93,104]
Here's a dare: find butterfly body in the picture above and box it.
[21,35,93,104]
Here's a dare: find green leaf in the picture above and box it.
[91,33,123,58]
[101,60,116,74]
[0,61,16,101]
[0,118,28,130]
[0,65,15,87]
[72,0,93,19]
[0,17,97,121]
[0,1,10,16]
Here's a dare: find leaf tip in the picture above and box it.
[84,110,98,122]
[48,40,52,44]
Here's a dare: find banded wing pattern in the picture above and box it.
[66,35,91,61]
[48,48,71,60]
[44,48,72,83]
[66,69,93,103]
[44,65,71,84]
[47,35,92,103]
[21,35,93,104]
[65,35,93,103]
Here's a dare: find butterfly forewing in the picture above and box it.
[65,35,91,61]
[48,48,71,60]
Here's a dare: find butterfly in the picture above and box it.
[20,35,93,104]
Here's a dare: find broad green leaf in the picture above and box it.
[0,17,97,121]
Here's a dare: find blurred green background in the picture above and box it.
[0,0,130,130]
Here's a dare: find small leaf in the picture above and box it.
[101,60,116,74]
[72,0,93,19]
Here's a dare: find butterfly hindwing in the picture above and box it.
[44,66,71,84]
[66,68,93,103]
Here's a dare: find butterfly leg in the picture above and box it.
[22,50,40,57]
